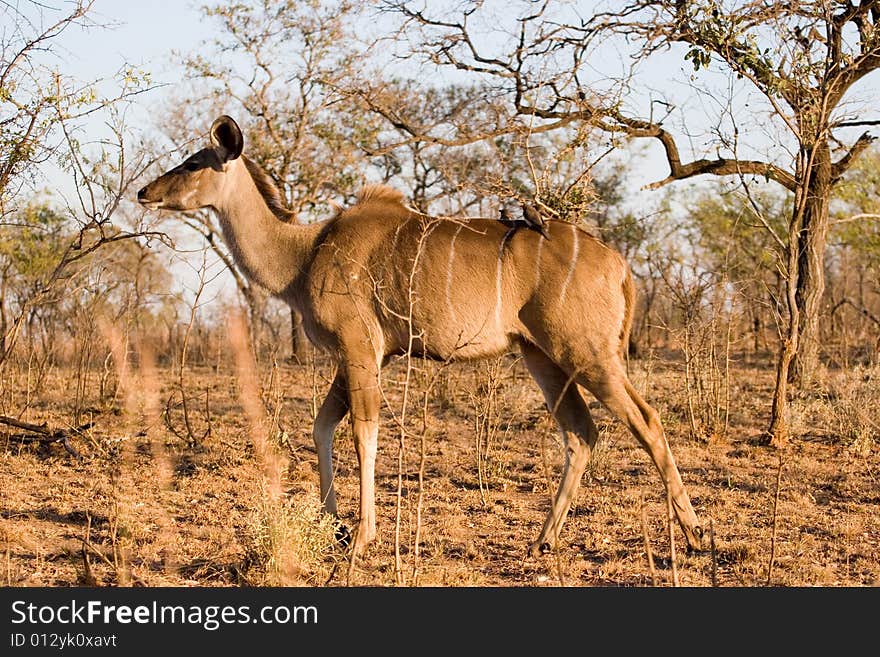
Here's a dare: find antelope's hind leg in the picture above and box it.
[581,364,706,551]
[520,342,599,558]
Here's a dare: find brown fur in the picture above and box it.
[353,183,408,208]
[138,115,706,560]
[242,156,295,222]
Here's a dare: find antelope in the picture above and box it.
[138,115,706,558]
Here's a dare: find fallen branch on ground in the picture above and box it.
[0,415,92,460]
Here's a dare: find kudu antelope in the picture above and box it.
[138,115,706,558]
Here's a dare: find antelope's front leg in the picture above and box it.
[346,360,381,555]
[312,371,350,518]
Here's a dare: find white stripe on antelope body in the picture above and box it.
[559,222,580,302]
[445,222,464,321]
[137,115,706,560]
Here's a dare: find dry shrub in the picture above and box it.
[672,292,732,441]
[584,424,615,480]
[825,365,880,454]
[241,495,338,586]
[468,356,524,497]
[790,364,880,453]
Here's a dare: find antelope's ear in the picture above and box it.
[210,115,244,162]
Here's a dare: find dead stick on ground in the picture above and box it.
[81,514,98,586]
[323,561,340,587]
[5,528,11,586]
[0,415,90,459]
[640,494,657,586]
[81,538,116,570]
[767,453,784,586]
[710,518,717,587]
[345,538,358,586]
[666,490,679,587]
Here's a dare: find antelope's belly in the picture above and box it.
[406,304,520,361]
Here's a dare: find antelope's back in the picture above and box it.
[306,197,629,362]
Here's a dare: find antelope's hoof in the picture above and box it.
[685,524,709,553]
[528,541,552,559]
[335,524,352,550]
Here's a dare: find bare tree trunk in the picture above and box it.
[0,268,8,358]
[199,228,274,362]
[752,315,761,354]
[766,169,810,445]
[290,308,308,363]
[245,288,268,361]
[635,274,657,354]
[790,147,832,387]
[767,332,798,445]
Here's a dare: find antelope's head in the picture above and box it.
[138,115,244,212]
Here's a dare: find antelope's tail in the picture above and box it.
[620,264,636,361]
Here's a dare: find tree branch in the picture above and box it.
[0,414,90,459]
[601,109,798,191]
[832,131,877,183]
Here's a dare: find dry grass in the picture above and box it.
[1,351,878,587]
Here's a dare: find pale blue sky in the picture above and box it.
[15,1,215,193]
[26,1,230,305]
[60,1,208,81]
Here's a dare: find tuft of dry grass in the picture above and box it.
[240,495,339,586]
[826,365,880,454]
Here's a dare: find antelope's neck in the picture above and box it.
[214,162,318,297]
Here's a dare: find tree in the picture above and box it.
[0,1,162,369]
[679,182,790,352]
[0,203,69,356]
[379,0,880,444]
[832,145,880,269]
[0,1,93,216]
[827,145,880,349]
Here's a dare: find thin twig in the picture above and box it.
[345,549,356,585]
[323,561,340,587]
[710,518,717,588]
[5,528,11,586]
[412,364,439,586]
[666,491,679,587]
[640,494,657,586]
[80,538,116,570]
[80,513,99,586]
[767,454,784,586]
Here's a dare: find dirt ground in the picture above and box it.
[2,351,878,588]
